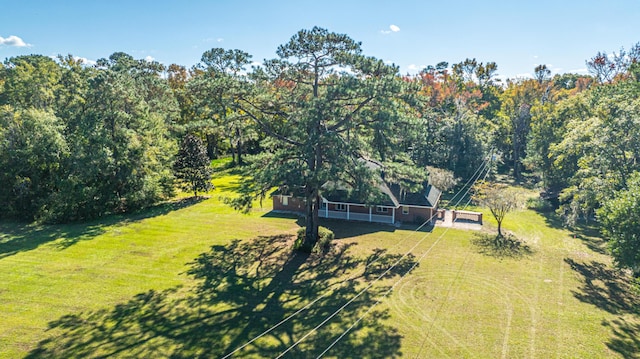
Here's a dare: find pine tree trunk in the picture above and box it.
[513,137,521,182]
[206,133,217,159]
[229,138,236,165]
[236,128,244,166]
[302,189,319,251]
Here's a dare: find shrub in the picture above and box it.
[526,197,555,213]
[294,226,334,253]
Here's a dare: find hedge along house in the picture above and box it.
[272,162,442,226]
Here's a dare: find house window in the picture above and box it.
[336,203,347,211]
[320,201,327,209]
[376,206,388,213]
[402,206,409,215]
[281,196,288,206]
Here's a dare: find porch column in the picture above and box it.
[347,204,350,220]
[369,207,372,222]
[325,201,329,218]
[391,207,395,224]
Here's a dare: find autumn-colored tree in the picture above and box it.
[411,60,496,179]
[586,42,640,83]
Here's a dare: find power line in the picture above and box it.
[413,163,491,358]
[223,151,492,358]
[316,157,492,358]
[277,154,492,358]
[221,207,439,358]
[276,228,437,358]
[447,150,492,206]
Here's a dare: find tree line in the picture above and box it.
[1,28,639,271]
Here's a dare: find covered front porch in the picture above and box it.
[318,200,395,224]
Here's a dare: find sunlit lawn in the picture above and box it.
[1,171,638,358]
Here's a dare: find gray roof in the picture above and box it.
[389,183,441,208]
[274,158,441,209]
[322,181,440,208]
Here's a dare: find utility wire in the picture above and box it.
[447,150,492,206]
[316,155,492,358]
[221,206,440,358]
[413,162,491,359]
[276,153,493,358]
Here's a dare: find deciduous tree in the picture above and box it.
[551,79,640,225]
[598,172,640,276]
[473,182,522,238]
[0,107,68,220]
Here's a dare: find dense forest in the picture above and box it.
[1,28,639,272]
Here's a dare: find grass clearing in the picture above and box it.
[1,173,639,358]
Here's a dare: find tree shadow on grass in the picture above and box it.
[0,197,206,259]
[602,317,640,359]
[26,234,415,358]
[564,259,638,315]
[319,219,397,240]
[539,212,608,255]
[564,258,640,358]
[0,221,106,260]
[471,233,534,259]
[261,212,399,240]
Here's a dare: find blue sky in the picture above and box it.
[1,0,639,79]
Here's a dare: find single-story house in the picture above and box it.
[272,164,441,226]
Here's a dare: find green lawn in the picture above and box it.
[1,174,638,358]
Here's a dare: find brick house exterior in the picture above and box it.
[272,182,441,226]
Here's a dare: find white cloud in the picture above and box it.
[380,24,401,34]
[405,64,426,74]
[538,64,564,76]
[144,55,155,62]
[73,56,96,66]
[217,38,224,42]
[0,35,30,47]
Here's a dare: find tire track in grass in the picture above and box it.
[373,237,470,358]
[390,269,538,358]
[382,238,473,357]
[401,275,473,356]
[556,230,571,359]
[392,277,467,357]
[501,296,514,359]
[528,234,543,359]
[413,251,473,359]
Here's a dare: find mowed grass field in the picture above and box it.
[1,172,639,358]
